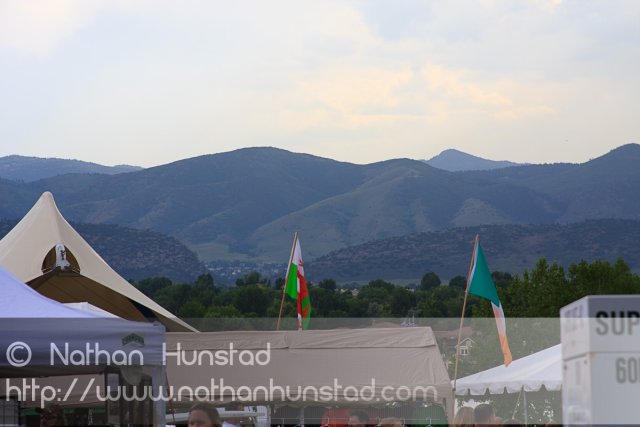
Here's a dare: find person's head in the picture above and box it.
[378,417,402,427]
[189,402,222,427]
[502,418,522,426]
[474,403,496,426]
[452,406,474,427]
[348,410,368,427]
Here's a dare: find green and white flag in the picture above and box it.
[468,241,513,366]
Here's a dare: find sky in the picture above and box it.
[0,0,638,168]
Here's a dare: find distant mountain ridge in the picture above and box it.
[308,219,640,282]
[425,148,521,171]
[0,144,638,265]
[0,155,143,182]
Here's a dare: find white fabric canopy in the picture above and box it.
[0,265,167,424]
[167,327,454,421]
[0,266,98,319]
[0,265,166,374]
[0,191,195,332]
[454,344,561,395]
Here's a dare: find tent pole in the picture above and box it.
[299,406,305,427]
[523,390,528,426]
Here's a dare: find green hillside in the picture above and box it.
[0,144,638,263]
[308,219,640,282]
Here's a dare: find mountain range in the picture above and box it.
[0,155,142,182]
[1,144,639,268]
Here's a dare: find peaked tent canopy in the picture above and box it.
[454,344,561,396]
[0,191,196,332]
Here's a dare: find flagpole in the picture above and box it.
[277,231,298,331]
[453,234,479,393]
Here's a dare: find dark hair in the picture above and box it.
[189,402,222,427]
[351,410,369,424]
[474,404,495,423]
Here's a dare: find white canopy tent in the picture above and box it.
[454,345,561,426]
[454,344,561,396]
[166,327,454,422]
[0,191,195,332]
[0,266,167,425]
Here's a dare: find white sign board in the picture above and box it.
[561,295,640,425]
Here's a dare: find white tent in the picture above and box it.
[166,327,454,422]
[0,265,167,424]
[454,344,561,396]
[0,191,195,332]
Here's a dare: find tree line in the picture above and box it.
[133,257,640,325]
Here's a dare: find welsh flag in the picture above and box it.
[285,235,311,330]
[468,241,513,366]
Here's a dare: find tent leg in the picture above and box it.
[299,407,305,427]
[150,366,166,427]
[523,390,528,426]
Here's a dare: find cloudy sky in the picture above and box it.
[1,0,638,167]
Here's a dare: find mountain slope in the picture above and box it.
[308,219,640,282]
[25,148,369,256]
[250,159,561,260]
[0,155,142,182]
[462,144,640,222]
[425,149,520,171]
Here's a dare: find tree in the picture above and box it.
[232,284,270,316]
[389,287,416,317]
[135,277,172,298]
[568,258,640,295]
[504,259,571,317]
[420,272,441,290]
[491,271,513,289]
[318,278,337,292]
[367,279,395,291]
[204,305,242,318]
[236,271,262,286]
[449,275,467,289]
[195,273,214,287]
[358,280,394,305]
[178,299,206,318]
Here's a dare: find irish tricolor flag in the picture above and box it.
[468,240,513,366]
[285,234,311,330]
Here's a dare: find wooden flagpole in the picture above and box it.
[453,234,479,393]
[276,231,298,331]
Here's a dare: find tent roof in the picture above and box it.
[0,191,195,332]
[454,344,561,395]
[166,327,454,420]
[0,265,166,375]
[0,266,99,318]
